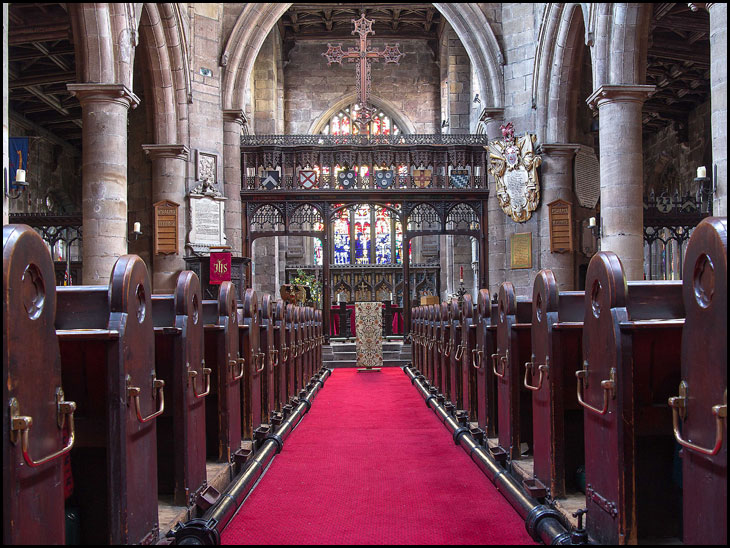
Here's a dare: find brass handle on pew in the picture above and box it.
[9,391,76,468]
[270,347,279,367]
[256,352,266,373]
[442,340,451,357]
[492,351,507,379]
[188,361,212,398]
[233,355,245,381]
[576,365,615,416]
[428,339,434,350]
[455,344,464,361]
[127,375,165,423]
[668,383,727,456]
[472,349,483,369]
[281,344,289,362]
[524,360,548,391]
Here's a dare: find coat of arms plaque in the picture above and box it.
[487,123,542,223]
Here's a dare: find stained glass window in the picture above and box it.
[375,207,391,264]
[322,104,401,135]
[333,207,350,265]
[313,218,324,266]
[354,205,371,264]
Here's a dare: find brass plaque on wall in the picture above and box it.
[510,232,532,269]
[154,200,179,255]
[548,199,573,253]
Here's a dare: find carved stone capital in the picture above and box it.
[586,84,656,111]
[538,143,581,158]
[141,144,190,161]
[67,83,140,109]
[223,109,249,126]
[479,107,505,123]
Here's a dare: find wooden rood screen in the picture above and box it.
[241,135,492,340]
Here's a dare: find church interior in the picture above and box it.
[3,3,727,545]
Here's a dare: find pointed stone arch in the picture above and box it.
[308,93,418,135]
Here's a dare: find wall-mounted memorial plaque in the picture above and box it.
[510,232,532,269]
[153,200,179,255]
[548,199,573,253]
[188,192,227,254]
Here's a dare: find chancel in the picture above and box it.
[3,3,727,546]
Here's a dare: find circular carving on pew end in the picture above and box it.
[22,263,45,320]
[135,283,147,323]
[192,293,200,325]
[693,253,715,309]
[535,292,543,323]
[590,280,602,319]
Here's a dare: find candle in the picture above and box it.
[588,217,596,228]
[389,292,393,301]
[460,266,464,282]
[15,169,26,183]
[697,166,706,178]
[133,222,141,233]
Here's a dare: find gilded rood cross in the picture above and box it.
[323,13,404,133]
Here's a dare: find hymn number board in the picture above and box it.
[548,199,573,253]
[154,200,179,255]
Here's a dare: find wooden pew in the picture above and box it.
[439,302,453,409]
[582,251,684,544]
[239,289,266,444]
[449,299,467,422]
[295,307,306,394]
[316,309,324,374]
[56,255,160,544]
[460,294,479,429]
[528,270,585,499]
[668,217,727,545]
[492,282,533,462]
[474,290,499,438]
[4,225,77,544]
[285,304,298,402]
[202,281,242,464]
[412,307,422,374]
[428,305,439,390]
[151,271,208,507]
[272,300,288,419]
[304,307,313,384]
[260,294,276,426]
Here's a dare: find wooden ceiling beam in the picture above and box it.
[9,70,76,89]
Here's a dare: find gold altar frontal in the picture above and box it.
[355,302,383,372]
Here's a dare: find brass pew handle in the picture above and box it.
[524,361,548,391]
[9,392,76,468]
[256,352,266,373]
[281,344,289,362]
[428,339,434,350]
[127,376,165,423]
[668,385,726,456]
[491,352,507,379]
[188,362,212,399]
[472,349,483,369]
[455,344,464,361]
[233,355,245,381]
[576,367,615,416]
[443,340,451,357]
[270,348,279,367]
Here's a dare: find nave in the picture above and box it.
[221,368,535,545]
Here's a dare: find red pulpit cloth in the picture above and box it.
[210,252,232,284]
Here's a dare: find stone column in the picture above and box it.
[68,83,139,285]
[539,143,580,290]
[481,107,505,296]
[223,109,246,257]
[707,3,727,216]
[587,85,654,280]
[141,144,189,293]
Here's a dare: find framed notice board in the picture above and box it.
[153,200,179,255]
[510,232,532,269]
[548,199,573,253]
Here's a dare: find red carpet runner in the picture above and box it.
[222,368,537,545]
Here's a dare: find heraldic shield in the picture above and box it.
[261,170,280,191]
[375,169,394,189]
[487,123,542,222]
[338,169,357,189]
[299,169,317,189]
[413,169,432,188]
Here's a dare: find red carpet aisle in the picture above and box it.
[222,368,537,545]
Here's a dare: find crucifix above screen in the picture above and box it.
[322,13,404,134]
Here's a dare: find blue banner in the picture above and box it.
[9,137,29,189]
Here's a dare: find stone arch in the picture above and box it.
[534,3,591,143]
[221,3,504,113]
[308,93,418,135]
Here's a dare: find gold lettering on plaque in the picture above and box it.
[510,232,532,269]
[548,199,573,253]
[153,200,179,255]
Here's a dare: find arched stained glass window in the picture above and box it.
[329,204,410,266]
[321,104,401,136]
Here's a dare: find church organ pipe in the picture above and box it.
[168,366,333,545]
[402,365,576,545]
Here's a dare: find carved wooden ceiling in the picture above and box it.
[7,3,81,148]
[279,3,442,41]
[643,3,711,135]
